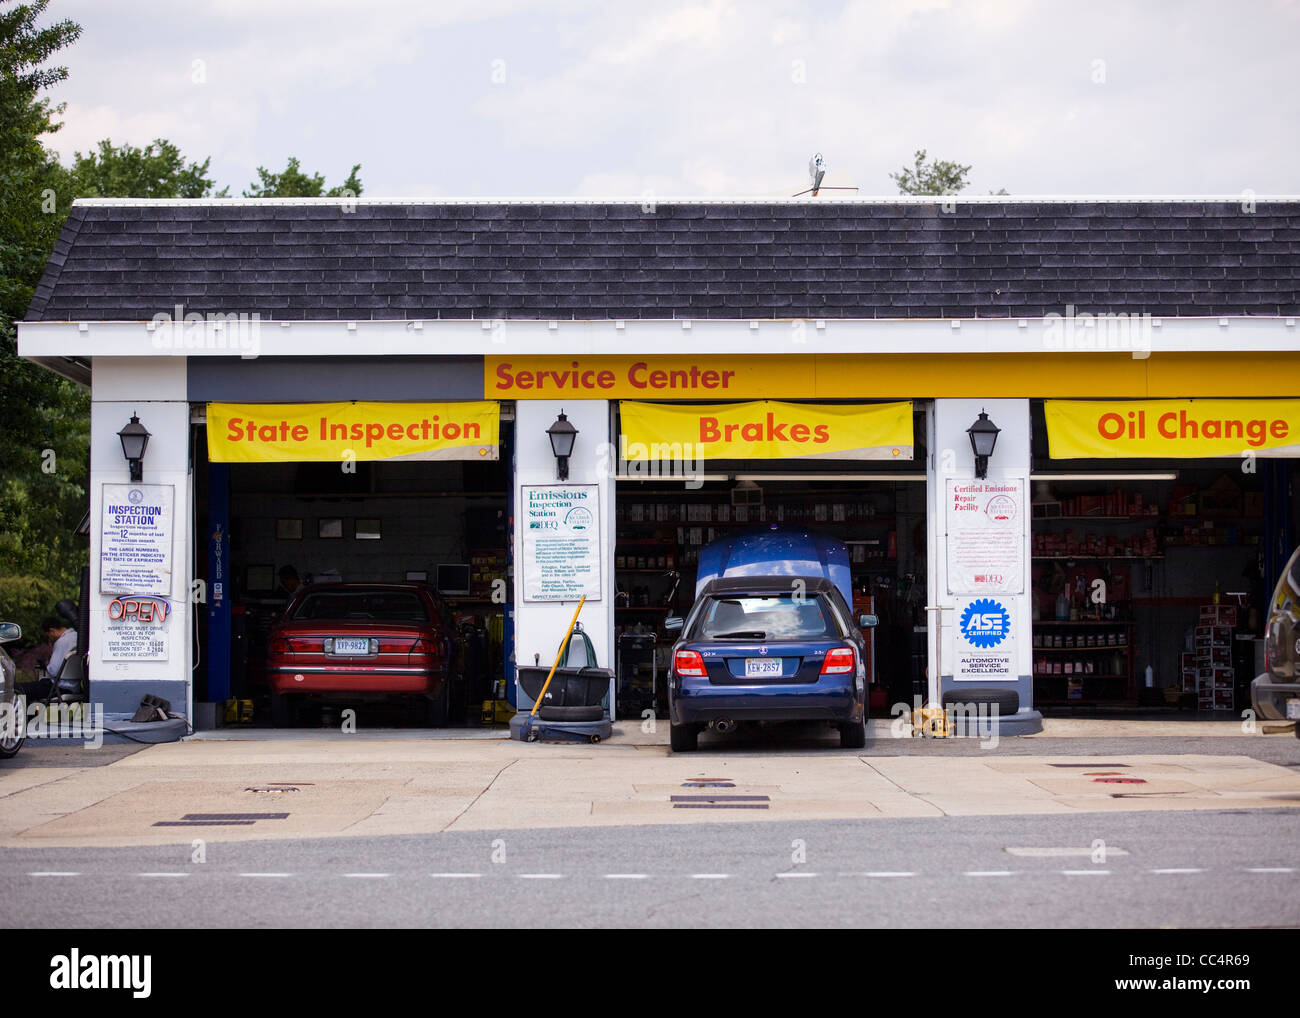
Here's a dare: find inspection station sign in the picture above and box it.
[100,484,174,596]
[945,478,1025,595]
[619,400,914,460]
[1046,399,1300,458]
[206,401,500,462]
[521,485,602,602]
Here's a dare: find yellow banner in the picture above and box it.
[620,400,913,460]
[1046,399,1300,458]
[207,402,499,463]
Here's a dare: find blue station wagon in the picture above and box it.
[666,573,876,752]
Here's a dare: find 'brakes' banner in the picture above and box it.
[619,400,913,461]
[1046,399,1300,458]
[207,402,500,462]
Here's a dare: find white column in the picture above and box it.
[89,358,193,717]
[511,400,615,708]
[927,397,1035,715]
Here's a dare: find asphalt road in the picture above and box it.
[4,807,1297,929]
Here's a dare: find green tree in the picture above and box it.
[243,156,363,198]
[0,0,88,641]
[889,149,973,196]
[70,138,228,198]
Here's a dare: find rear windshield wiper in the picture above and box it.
[710,631,767,640]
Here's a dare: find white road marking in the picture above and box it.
[1061,869,1111,876]
[1246,867,1294,873]
[430,873,482,879]
[1007,847,1129,857]
[776,872,817,878]
[517,873,564,879]
[239,872,293,878]
[604,874,648,880]
[1150,868,1203,874]
[964,870,1014,877]
[861,871,915,878]
[342,873,390,879]
[30,872,80,877]
[690,874,730,880]
[137,872,190,878]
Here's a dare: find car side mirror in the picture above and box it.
[858,614,879,629]
[0,622,20,644]
[664,616,684,632]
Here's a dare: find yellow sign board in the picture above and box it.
[207,402,499,462]
[1045,399,1300,458]
[620,400,913,460]
[487,356,816,400]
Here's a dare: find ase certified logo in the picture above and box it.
[959,598,1011,649]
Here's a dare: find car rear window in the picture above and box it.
[291,591,429,622]
[695,594,841,640]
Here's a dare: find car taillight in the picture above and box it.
[378,638,416,654]
[675,650,707,677]
[268,636,291,656]
[408,637,435,657]
[820,647,855,675]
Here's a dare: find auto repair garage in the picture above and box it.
[16,195,1300,738]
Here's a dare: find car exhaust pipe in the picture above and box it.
[712,718,735,734]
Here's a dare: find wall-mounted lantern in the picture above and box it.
[546,410,578,481]
[966,410,1000,480]
[117,412,150,482]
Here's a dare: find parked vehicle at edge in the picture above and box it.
[665,530,877,752]
[0,623,25,759]
[1252,544,1300,738]
[266,583,456,727]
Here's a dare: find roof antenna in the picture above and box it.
[792,152,858,197]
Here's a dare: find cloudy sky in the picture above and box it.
[38,0,1300,198]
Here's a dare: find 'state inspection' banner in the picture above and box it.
[207,402,500,462]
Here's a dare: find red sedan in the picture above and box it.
[266,583,455,727]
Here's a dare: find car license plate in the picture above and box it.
[1287,699,1300,721]
[333,638,370,656]
[745,658,782,678]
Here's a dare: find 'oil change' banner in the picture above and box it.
[207,402,499,462]
[620,400,913,460]
[1046,399,1300,459]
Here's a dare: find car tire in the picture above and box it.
[270,692,293,728]
[0,731,23,759]
[538,705,604,722]
[941,687,1019,715]
[426,681,450,727]
[839,718,867,749]
[669,722,699,753]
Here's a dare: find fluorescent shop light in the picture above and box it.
[1031,472,1179,481]
[733,473,926,482]
[615,473,731,482]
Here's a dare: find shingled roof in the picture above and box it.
[25,198,1300,322]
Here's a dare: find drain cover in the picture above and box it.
[246,786,300,793]
[671,794,769,810]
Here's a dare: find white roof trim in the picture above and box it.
[68,194,1300,208]
[17,315,1300,361]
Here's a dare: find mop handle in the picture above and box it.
[529,596,586,718]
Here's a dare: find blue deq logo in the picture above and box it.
[959,598,1011,648]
